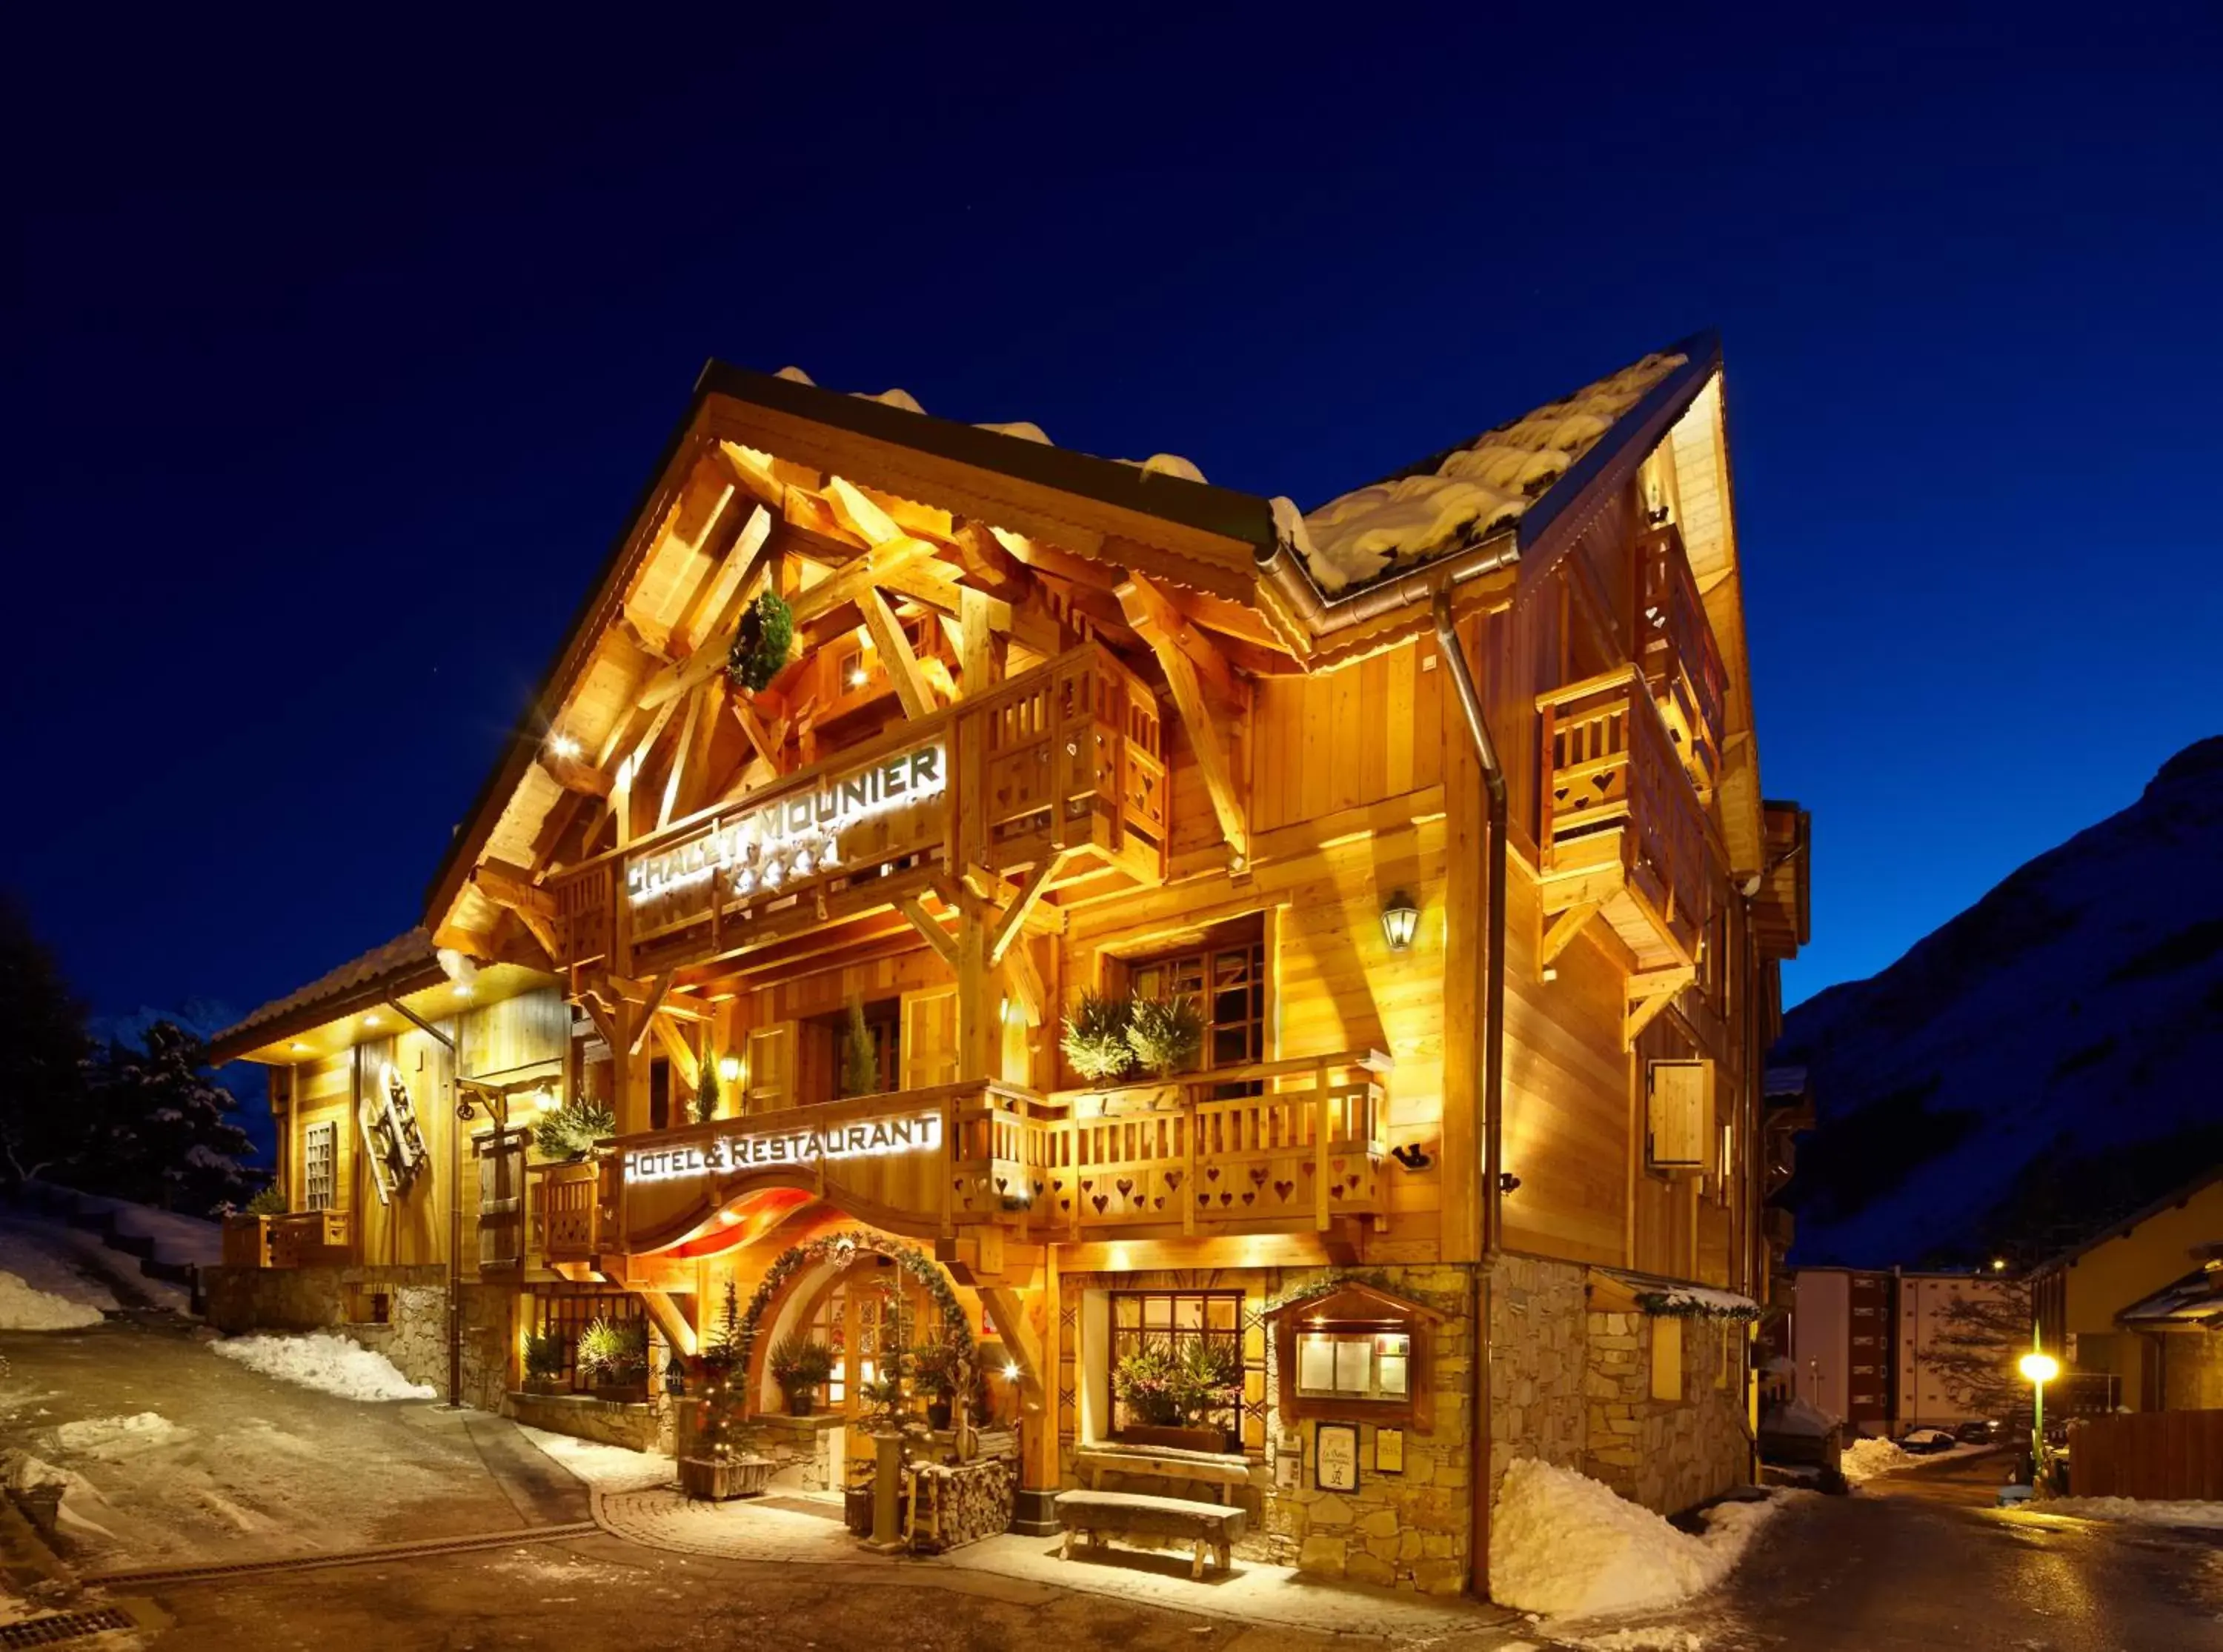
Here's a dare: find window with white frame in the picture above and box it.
[302,1121,337,1210]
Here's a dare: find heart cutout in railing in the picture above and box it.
[1240,1191,1255,1205]
[1249,1166,1268,1185]
[1163,1170,1183,1191]
[1274,1179,1295,1201]
[1116,1178,1133,1198]
[1091,1193,1109,1214]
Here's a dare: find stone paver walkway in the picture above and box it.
[591,1481,1523,1643]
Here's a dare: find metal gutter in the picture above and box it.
[1432,588,1509,1602]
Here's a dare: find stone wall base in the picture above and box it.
[202,1264,514,1414]
[508,1390,665,1453]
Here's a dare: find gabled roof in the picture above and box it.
[210,928,444,1064]
[422,333,1740,936]
[2032,1163,2223,1277]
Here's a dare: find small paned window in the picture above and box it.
[1109,1289,1243,1438]
[302,1122,337,1211]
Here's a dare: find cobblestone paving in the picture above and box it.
[591,1483,1522,1642]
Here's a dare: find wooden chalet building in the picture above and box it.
[209,333,1810,1596]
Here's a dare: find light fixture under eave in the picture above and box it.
[1003,1361,1021,1382]
[717,1055,742,1085]
[549,732,582,761]
[1380,891,1420,953]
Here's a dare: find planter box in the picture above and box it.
[680,1454,774,1502]
[1118,1424,1229,1455]
[592,1382,651,1405]
[523,1376,568,1396]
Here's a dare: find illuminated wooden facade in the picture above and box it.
[214,334,1809,1593]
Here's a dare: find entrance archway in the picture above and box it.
[739,1230,977,1419]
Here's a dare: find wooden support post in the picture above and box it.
[1313,1063,1332,1231]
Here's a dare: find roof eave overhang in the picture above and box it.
[210,959,453,1067]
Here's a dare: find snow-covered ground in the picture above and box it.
[1489,1456,1799,1620]
[210,1332,434,1401]
[0,1199,193,1314]
[517,1424,673,1491]
[2025,1496,2223,1528]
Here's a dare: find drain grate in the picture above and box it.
[0,1608,135,1648]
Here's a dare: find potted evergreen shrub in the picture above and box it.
[577,1317,651,1403]
[769,1333,836,1416]
[1126,994,1204,1078]
[535,1099,617,1162]
[912,1339,961,1431]
[522,1329,568,1396]
[1114,1336,1237,1453]
[1061,989,1135,1082]
[681,1282,773,1501]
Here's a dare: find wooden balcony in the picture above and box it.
[1635,522,1726,799]
[542,1049,1392,1264]
[1538,665,1719,1027]
[548,643,1169,979]
[224,1209,352,1269]
[1042,1050,1392,1236]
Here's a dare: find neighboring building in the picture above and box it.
[1791,1267,2018,1434]
[2033,1165,2223,1413]
[1752,1065,1812,1391]
[207,334,1808,1596]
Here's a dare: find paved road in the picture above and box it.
[1631,1451,2223,1651]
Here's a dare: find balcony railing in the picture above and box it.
[531,1159,614,1263]
[222,1209,352,1269]
[1635,522,1726,797]
[548,643,1168,978]
[540,1049,1392,1262]
[1538,665,1714,968]
[1043,1051,1392,1235]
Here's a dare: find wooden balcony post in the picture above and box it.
[1183,1083,1198,1237]
[1313,1062,1331,1232]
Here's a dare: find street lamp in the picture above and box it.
[2018,1348,2060,1482]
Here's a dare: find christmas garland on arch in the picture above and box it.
[734,1229,975,1365]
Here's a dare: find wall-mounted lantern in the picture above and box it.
[1380,891,1420,953]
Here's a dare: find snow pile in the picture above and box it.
[53,1413,182,1459]
[1839,1436,1908,1483]
[1490,1457,1790,1619]
[2028,1496,2223,1528]
[211,1333,434,1402]
[1568,1631,1706,1651]
[1761,1396,1837,1438]
[0,1451,118,1542]
[518,1425,674,1491]
[0,1269,107,1330]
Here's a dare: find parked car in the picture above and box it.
[1955,1418,2001,1445]
[1898,1427,1958,1454]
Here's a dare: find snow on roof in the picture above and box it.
[1295,350,1688,593]
[212,927,439,1052]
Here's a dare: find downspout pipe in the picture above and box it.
[1433,590,1509,1601]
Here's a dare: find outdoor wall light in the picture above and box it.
[1380,891,1420,953]
[548,732,582,761]
[717,1055,743,1085]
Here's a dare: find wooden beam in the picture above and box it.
[539,750,613,799]
[788,535,936,626]
[677,503,772,655]
[1001,938,1046,1028]
[628,973,676,1055]
[1540,902,1601,970]
[656,685,703,830]
[988,853,1066,967]
[1116,576,1250,870]
[861,587,934,719]
[1624,965,1697,1050]
[980,1284,1046,1406]
[469,862,563,961]
[960,586,1006,697]
[879,559,969,618]
[823,475,903,547]
[650,1013,701,1092]
[637,1288,699,1359]
[895,896,959,970]
[731,697,788,771]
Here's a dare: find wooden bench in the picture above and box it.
[1073,1445,1251,1505]
[1057,1489,1247,1579]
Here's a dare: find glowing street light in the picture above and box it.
[2019,1348,2060,1482]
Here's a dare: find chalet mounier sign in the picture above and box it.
[620,1110,945,1185]
[627,742,947,906]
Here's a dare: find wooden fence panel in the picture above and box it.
[2067,1409,2223,1500]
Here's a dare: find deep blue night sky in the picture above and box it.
[4,10,2219,1031]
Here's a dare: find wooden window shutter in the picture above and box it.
[1646,1059,1714,1172]
[745,1023,794,1113]
[900,987,958,1090]
[476,1127,528,1270]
